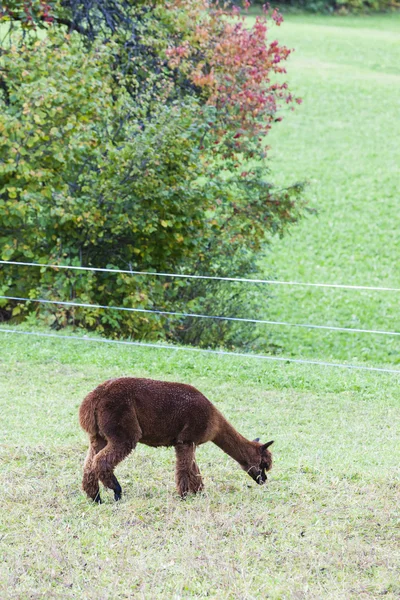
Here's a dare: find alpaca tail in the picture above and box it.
[79,391,99,436]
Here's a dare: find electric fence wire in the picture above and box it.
[1,327,400,374]
[1,260,400,292]
[2,260,400,374]
[1,294,400,337]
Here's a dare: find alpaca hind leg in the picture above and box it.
[82,435,107,503]
[94,404,142,501]
[190,459,204,494]
[175,442,203,498]
[92,439,134,501]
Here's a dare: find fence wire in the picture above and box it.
[1,259,399,374]
[1,327,400,374]
[1,294,399,337]
[1,260,400,292]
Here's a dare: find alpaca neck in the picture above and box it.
[212,416,253,467]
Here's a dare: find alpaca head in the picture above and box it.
[244,439,274,485]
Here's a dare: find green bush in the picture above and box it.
[243,0,399,12]
[334,0,399,12]
[0,1,305,349]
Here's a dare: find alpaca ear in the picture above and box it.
[253,437,260,442]
[262,441,274,450]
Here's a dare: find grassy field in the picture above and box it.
[1,12,400,600]
[252,13,400,366]
[1,328,400,599]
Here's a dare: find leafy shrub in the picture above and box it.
[247,0,399,12]
[0,1,305,348]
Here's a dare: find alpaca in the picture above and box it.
[79,377,273,502]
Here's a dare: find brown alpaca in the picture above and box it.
[79,377,273,502]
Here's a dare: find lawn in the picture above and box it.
[1,12,400,600]
[253,13,400,367]
[1,328,400,599]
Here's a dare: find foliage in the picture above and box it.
[0,0,55,28]
[0,1,304,347]
[334,0,400,12]
[248,0,399,13]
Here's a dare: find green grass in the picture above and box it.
[248,13,400,366]
[1,328,400,598]
[2,14,400,599]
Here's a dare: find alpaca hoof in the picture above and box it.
[113,479,122,501]
[111,476,122,501]
[93,491,102,504]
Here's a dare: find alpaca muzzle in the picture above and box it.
[247,466,268,485]
[257,469,268,485]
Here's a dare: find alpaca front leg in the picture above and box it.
[174,442,203,498]
[110,474,122,501]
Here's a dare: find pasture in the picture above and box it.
[1,12,400,600]
[1,331,400,598]
[260,13,400,366]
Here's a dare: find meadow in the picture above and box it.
[1,12,400,600]
[1,329,400,599]
[257,13,400,366]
